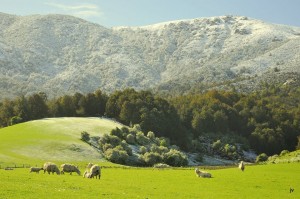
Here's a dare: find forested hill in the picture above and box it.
[1,86,300,156]
[1,13,300,99]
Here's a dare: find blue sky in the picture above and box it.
[1,0,300,27]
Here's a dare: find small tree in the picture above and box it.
[10,116,23,125]
[147,131,155,140]
[104,146,129,164]
[163,149,188,167]
[256,153,268,163]
[140,146,147,155]
[126,134,135,144]
[110,127,123,138]
[212,139,222,153]
[143,152,162,166]
[81,131,90,142]
[136,131,150,145]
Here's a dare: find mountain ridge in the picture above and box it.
[0,13,300,99]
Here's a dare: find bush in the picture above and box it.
[163,149,188,167]
[151,145,169,154]
[139,146,147,155]
[158,137,170,147]
[223,144,238,160]
[132,124,142,132]
[256,153,268,163]
[136,131,150,145]
[98,134,110,145]
[81,131,90,142]
[121,140,133,155]
[142,152,162,166]
[212,140,222,152]
[110,127,123,138]
[280,150,289,156]
[10,116,23,125]
[104,146,129,164]
[147,131,155,139]
[126,134,135,144]
[153,163,170,168]
[102,143,113,151]
[121,126,130,135]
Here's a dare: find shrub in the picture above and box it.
[102,143,113,151]
[136,131,150,145]
[110,127,123,138]
[126,134,135,144]
[158,137,170,147]
[104,146,129,164]
[139,146,147,155]
[132,124,142,132]
[153,163,170,168]
[143,152,162,166]
[81,131,90,142]
[151,144,169,154]
[147,131,155,139]
[212,140,222,152]
[256,153,268,163]
[10,116,23,125]
[163,149,188,167]
[280,150,289,156]
[223,144,238,160]
[121,126,130,135]
[121,140,133,156]
[98,134,110,145]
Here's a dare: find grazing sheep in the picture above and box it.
[43,162,60,175]
[60,163,81,175]
[30,167,43,173]
[83,164,101,179]
[83,171,93,178]
[238,161,245,171]
[86,163,94,169]
[195,168,212,178]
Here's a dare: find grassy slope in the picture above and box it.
[268,150,300,164]
[0,117,123,166]
[0,163,299,198]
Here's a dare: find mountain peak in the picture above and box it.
[0,13,300,99]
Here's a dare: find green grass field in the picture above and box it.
[0,117,123,167]
[1,117,299,198]
[0,163,299,199]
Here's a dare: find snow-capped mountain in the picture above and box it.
[0,13,300,99]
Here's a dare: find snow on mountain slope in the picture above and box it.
[0,13,300,99]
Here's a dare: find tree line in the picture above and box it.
[1,85,300,155]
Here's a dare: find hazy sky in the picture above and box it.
[1,0,300,27]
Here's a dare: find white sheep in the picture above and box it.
[86,163,94,169]
[83,171,93,178]
[30,167,43,173]
[195,168,212,178]
[83,164,101,179]
[238,161,245,171]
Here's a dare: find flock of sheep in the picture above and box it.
[30,161,246,179]
[29,162,101,179]
[195,161,245,178]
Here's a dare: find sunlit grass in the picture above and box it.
[0,163,299,198]
[0,117,123,166]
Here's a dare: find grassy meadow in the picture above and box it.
[0,117,299,198]
[0,163,299,199]
[0,117,123,167]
